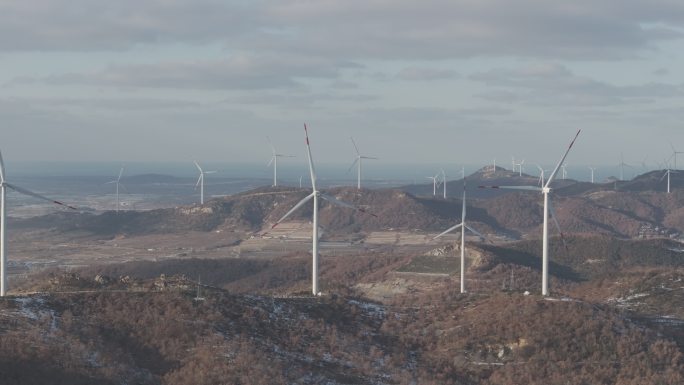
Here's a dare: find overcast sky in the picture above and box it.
[2,0,684,170]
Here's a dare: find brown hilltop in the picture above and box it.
[10,181,684,241]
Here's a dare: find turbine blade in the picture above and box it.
[195,174,202,189]
[548,199,568,250]
[267,136,276,155]
[0,149,5,182]
[433,223,463,239]
[661,170,669,181]
[350,137,360,156]
[464,224,485,240]
[271,192,315,229]
[204,171,217,174]
[361,156,379,160]
[545,129,581,188]
[320,193,377,217]
[6,183,77,210]
[117,167,124,182]
[347,158,359,173]
[267,156,274,167]
[304,124,317,190]
[194,161,203,173]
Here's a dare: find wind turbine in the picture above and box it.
[670,144,683,170]
[480,130,581,296]
[588,167,596,184]
[269,124,376,295]
[426,175,438,196]
[561,164,568,180]
[348,137,378,190]
[267,137,294,187]
[440,169,447,199]
[617,153,632,181]
[536,165,547,186]
[514,159,525,176]
[661,169,678,194]
[105,167,125,213]
[194,161,216,205]
[0,150,77,296]
[434,176,484,293]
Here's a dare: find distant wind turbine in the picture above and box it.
[440,169,447,199]
[348,137,378,190]
[105,167,126,213]
[515,159,526,176]
[426,175,438,196]
[669,144,683,170]
[561,163,568,180]
[480,130,581,296]
[536,165,547,186]
[661,168,678,194]
[269,125,376,295]
[1,149,77,296]
[434,176,485,293]
[194,161,217,205]
[267,137,294,187]
[617,153,633,181]
[588,167,596,184]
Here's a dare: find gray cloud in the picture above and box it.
[228,92,378,107]
[256,0,684,60]
[1,1,683,60]
[470,63,684,106]
[396,67,458,81]
[21,97,201,111]
[13,55,360,90]
[0,1,257,51]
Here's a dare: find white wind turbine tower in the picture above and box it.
[269,124,376,295]
[480,130,581,296]
[434,176,484,293]
[515,159,526,176]
[440,169,447,199]
[0,150,77,296]
[105,167,125,213]
[267,137,294,187]
[617,153,632,181]
[536,165,547,186]
[426,175,438,196]
[348,137,378,190]
[194,161,217,205]
[588,167,596,184]
[661,168,678,194]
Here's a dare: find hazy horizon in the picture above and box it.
[4,159,665,184]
